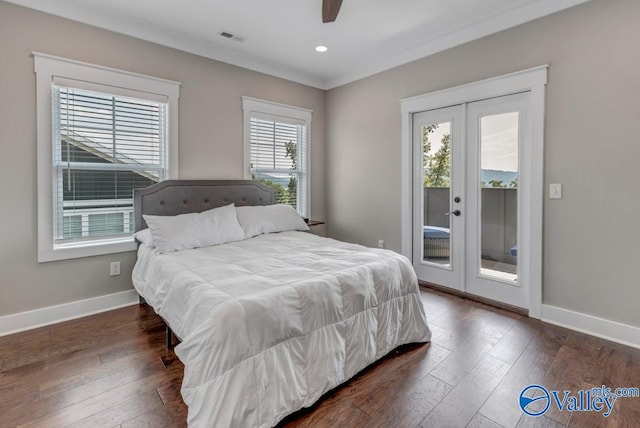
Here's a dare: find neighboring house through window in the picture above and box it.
[34,53,180,262]
[242,97,311,218]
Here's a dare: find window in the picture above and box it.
[35,53,180,262]
[242,97,311,218]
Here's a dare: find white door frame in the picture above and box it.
[400,66,547,318]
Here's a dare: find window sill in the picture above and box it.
[38,237,137,263]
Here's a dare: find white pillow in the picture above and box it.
[143,203,245,253]
[236,204,310,238]
[134,228,154,247]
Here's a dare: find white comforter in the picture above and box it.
[132,231,430,427]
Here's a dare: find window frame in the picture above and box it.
[34,53,180,262]
[241,96,312,218]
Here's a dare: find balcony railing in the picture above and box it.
[424,187,517,264]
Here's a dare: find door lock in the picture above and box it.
[445,210,461,216]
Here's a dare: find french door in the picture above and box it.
[413,92,532,309]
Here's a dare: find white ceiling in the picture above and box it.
[7,0,589,89]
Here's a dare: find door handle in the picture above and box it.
[445,210,461,216]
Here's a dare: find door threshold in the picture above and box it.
[419,280,528,316]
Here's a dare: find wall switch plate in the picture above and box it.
[377,239,385,249]
[550,183,562,199]
[110,261,121,276]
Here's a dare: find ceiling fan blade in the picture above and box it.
[322,0,343,23]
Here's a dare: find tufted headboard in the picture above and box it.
[133,180,276,232]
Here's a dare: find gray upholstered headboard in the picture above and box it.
[133,180,276,232]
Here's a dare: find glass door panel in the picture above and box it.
[479,112,519,283]
[422,122,451,265]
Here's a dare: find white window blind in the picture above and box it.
[52,84,168,244]
[249,115,308,217]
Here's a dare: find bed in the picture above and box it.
[132,180,431,427]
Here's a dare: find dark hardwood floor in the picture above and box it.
[1,287,639,427]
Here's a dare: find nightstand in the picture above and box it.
[305,220,326,236]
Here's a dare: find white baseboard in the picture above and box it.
[541,304,640,350]
[0,289,139,337]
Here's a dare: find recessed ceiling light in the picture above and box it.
[315,45,328,53]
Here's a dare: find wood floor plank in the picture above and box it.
[65,390,165,428]
[473,305,522,339]
[487,318,537,365]
[156,369,186,406]
[351,373,451,428]
[516,415,565,427]
[279,398,372,428]
[120,403,188,428]
[419,288,466,320]
[428,330,502,386]
[98,329,166,366]
[578,338,640,388]
[536,343,603,426]
[2,346,103,391]
[478,338,559,428]
[605,399,640,428]
[562,381,640,428]
[525,320,570,356]
[17,365,176,428]
[426,322,461,351]
[39,347,166,399]
[419,355,512,428]
[363,342,449,382]
[566,409,615,428]
[0,360,44,412]
[0,381,39,416]
[0,327,51,372]
[429,306,489,350]
[467,413,504,428]
[47,308,147,357]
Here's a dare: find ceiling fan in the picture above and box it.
[322,0,343,23]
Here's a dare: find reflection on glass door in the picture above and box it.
[422,122,451,265]
[412,105,463,291]
[479,112,519,283]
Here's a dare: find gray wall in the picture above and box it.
[0,1,325,317]
[326,0,640,327]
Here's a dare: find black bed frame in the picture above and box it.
[133,180,276,348]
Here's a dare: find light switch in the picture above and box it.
[550,183,562,199]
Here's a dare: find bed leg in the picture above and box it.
[139,295,147,305]
[166,325,174,349]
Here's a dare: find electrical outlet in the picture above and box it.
[377,239,385,249]
[110,261,121,277]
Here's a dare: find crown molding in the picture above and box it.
[6,0,590,90]
[324,0,591,89]
[5,0,326,89]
